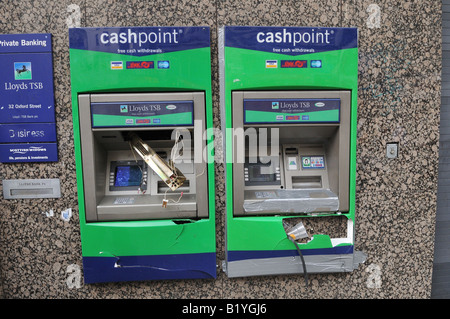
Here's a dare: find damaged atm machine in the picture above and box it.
[69,26,215,283]
[219,26,365,280]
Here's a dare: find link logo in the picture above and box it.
[126,61,154,69]
[281,60,308,69]
[280,60,307,68]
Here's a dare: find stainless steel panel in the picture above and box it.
[232,90,351,216]
[77,92,209,222]
[3,178,61,199]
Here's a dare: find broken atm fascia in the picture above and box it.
[69,26,216,283]
[219,26,361,277]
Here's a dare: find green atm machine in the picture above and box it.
[69,26,215,283]
[219,26,363,278]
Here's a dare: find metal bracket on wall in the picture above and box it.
[386,143,398,159]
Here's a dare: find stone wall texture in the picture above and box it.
[0,0,442,298]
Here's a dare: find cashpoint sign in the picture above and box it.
[0,33,57,163]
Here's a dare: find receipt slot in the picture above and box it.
[219,26,361,278]
[69,26,215,283]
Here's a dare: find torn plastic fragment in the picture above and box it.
[43,209,54,218]
[287,221,309,240]
[61,208,72,221]
[353,250,367,269]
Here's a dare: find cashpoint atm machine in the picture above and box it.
[69,26,215,283]
[219,26,362,278]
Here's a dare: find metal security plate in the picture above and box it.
[3,178,61,199]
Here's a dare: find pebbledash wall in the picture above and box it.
[0,0,442,298]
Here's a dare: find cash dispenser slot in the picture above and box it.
[292,176,322,189]
[78,92,208,222]
[232,90,351,216]
[157,180,190,194]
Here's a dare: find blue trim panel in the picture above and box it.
[69,27,210,57]
[83,252,216,284]
[227,246,353,262]
[224,26,358,56]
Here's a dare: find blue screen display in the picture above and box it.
[114,165,142,187]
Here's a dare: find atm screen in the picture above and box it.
[248,165,276,182]
[114,165,142,187]
[109,160,147,191]
[245,160,280,186]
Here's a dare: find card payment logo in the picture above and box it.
[265,60,277,68]
[158,61,170,69]
[111,61,123,70]
[310,60,322,68]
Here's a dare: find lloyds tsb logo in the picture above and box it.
[14,62,32,80]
